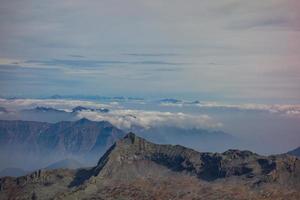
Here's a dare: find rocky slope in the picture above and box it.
[0,133,299,199]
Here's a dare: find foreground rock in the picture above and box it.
[0,133,299,200]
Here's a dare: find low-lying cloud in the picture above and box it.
[0,98,112,111]
[0,98,222,130]
[160,101,300,117]
[76,110,222,130]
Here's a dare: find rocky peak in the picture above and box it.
[75,117,92,124]
[0,134,300,200]
[73,118,113,128]
[72,106,89,112]
[122,132,137,143]
[120,132,144,146]
[34,106,63,112]
[222,149,257,159]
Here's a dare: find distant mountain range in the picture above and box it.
[0,106,110,123]
[0,133,299,199]
[22,106,110,114]
[24,106,66,113]
[0,119,125,169]
[0,158,83,178]
[45,159,84,170]
[72,106,109,113]
[0,118,124,155]
[136,126,238,152]
[49,95,144,101]
[0,168,28,178]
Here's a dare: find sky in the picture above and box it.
[0,0,300,102]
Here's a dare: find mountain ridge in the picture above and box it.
[93,133,299,183]
[0,119,125,169]
[0,133,299,199]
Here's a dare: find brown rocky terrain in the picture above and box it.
[0,133,299,200]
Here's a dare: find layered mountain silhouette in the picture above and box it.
[23,106,66,113]
[0,118,125,170]
[0,118,240,172]
[0,106,110,122]
[0,133,299,199]
[72,106,109,113]
[0,118,124,155]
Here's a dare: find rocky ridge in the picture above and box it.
[0,133,299,200]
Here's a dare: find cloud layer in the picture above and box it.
[161,101,300,117]
[77,110,221,130]
[0,98,221,130]
[0,98,112,111]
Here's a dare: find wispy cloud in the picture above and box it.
[125,53,180,57]
[228,16,293,30]
[160,101,300,117]
[68,54,85,58]
[25,59,127,68]
[25,59,186,67]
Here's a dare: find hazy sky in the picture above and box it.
[0,0,300,103]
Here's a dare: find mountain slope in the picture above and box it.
[0,119,125,170]
[93,133,300,183]
[0,133,299,200]
[19,107,74,123]
[288,146,300,157]
[0,118,124,155]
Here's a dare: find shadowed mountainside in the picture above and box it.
[0,118,125,155]
[0,119,125,170]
